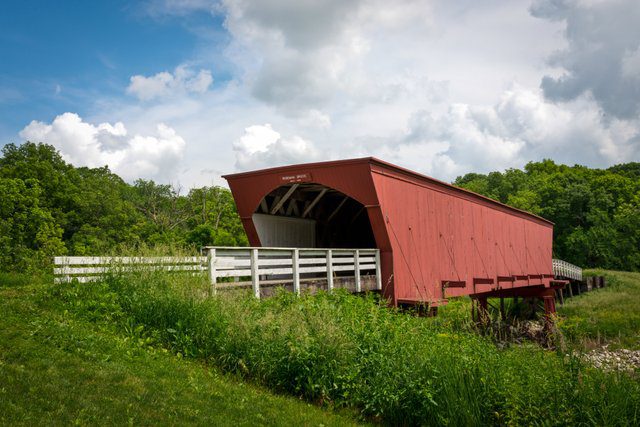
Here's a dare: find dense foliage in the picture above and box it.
[0,142,247,272]
[455,160,640,271]
[2,141,639,272]
[53,270,640,425]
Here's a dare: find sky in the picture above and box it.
[1,0,639,187]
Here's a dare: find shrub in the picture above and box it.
[59,272,640,425]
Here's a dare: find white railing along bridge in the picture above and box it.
[552,258,583,281]
[54,251,581,296]
[54,247,382,298]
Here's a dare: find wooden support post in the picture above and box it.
[542,294,557,333]
[567,281,574,298]
[259,198,268,213]
[285,199,297,216]
[302,188,328,218]
[375,250,382,291]
[326,249,333,292]
[270,184,299,214]
[558,288,564,305]
[208,248,216,296]
[354,249,361,293]
[251,249,260,299]
[292,248,300,295]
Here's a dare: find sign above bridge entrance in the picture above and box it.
[280,172,312,183]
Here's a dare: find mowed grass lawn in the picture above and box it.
[0,274,361,426]
[558,270,640,349]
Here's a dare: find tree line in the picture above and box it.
[0,142,247,272]
[1,142,638,272]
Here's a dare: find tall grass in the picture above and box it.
[103,241,202,257]
[559,270,640,349]
[55,271,640,425]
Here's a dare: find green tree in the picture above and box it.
[0,142,249,271]
[0,178,65,271]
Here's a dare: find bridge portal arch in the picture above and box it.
[252,182,377,249]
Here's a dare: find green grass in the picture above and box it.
[558,270,640,349]
[3,270,640,426]
[47,270,639,426]
[0,273,361,426]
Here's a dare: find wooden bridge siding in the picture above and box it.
[370,166,555,303]
[226,161,381,250]
[223,157,557,307]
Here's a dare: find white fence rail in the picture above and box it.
[53,256,206,284]
[206,247,381,298]
[54,247,382,299]
[552,258,583,281]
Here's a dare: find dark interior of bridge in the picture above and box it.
[255,183,377,249]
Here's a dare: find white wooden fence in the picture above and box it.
[53,256,206,283]
[54,247,382,299]
[552,258,583,281]
[206,247,382,297]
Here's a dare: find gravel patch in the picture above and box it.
[581,346,640,372]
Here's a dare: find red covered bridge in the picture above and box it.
[223,157,566,315]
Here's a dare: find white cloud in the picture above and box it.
[108,0,636,186]
[19,113,186,181]
[348,86,638,181]
[232,124,320,171]
[127,65,213,101]
[219,0,437,115]
[16,0,640,187]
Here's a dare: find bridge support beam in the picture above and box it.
[471,281,568,330]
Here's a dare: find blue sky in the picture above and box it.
[0,1,226,141]
[1,1,639,187]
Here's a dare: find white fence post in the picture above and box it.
[326,249,333,292]
[53,247,382,294]
[208,248,217,295]
[375,250,382,290]
[292,248,300,295]
[354,249,361,293]
[251,248,260,298]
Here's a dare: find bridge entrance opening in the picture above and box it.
[253,183,376,249]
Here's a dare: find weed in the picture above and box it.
[61,269,640,426]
